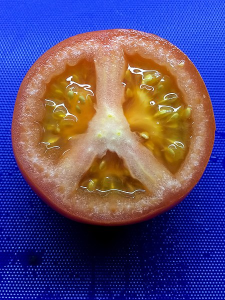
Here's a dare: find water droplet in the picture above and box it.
[17,251,45,269]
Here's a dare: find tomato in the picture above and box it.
[12,30,215,226]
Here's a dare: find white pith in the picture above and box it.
[16,32,210,220]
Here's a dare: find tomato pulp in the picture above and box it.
[12,30,215,225]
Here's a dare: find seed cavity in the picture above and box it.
[40,60,96,153]
[79,151,146,196]
[123,55,192,174]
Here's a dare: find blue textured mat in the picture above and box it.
[0,0,225,299]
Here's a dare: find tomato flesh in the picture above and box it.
[12,30,215,225]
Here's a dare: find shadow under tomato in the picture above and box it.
[63,218,141,256]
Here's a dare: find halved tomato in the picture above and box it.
[12,30,215,226]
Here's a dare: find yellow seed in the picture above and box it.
[55,127,60,134]
[143,72,161,85]
[88,179,97,191]
[166,147,175,156]
[72,74,79,82]
[99,160,106,170]
[183,107,191,119]
[67,90,74,99]
[102,177,115,190]
[157,84,164,91]
[45,123,57,132]
[60,118,76,129]
[60,81,68,89]
[137,90,151,103]
[143,74,153,84]
[167,123,179,128]
[86,95,93,104]
[166,138,175,145]
[164,147,175,162]
[157,76,172,93]
[76,105,81,113]
[167,113,179,122]
[140,132,149,140]
[78,95,85,104]
[46,135,59,144]
[125,69,131,81]
[55,89,64,96]
[53,106,67,119]
[126,88,133,98]
[49,126,60,134]
[154,110,170,118]
[110,181,115,190]
[126,182,135,193]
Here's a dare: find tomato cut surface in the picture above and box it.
[12,29,215,225]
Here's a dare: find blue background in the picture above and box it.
[0,0,225,299]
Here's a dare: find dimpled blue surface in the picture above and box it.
[0,0,225,299]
